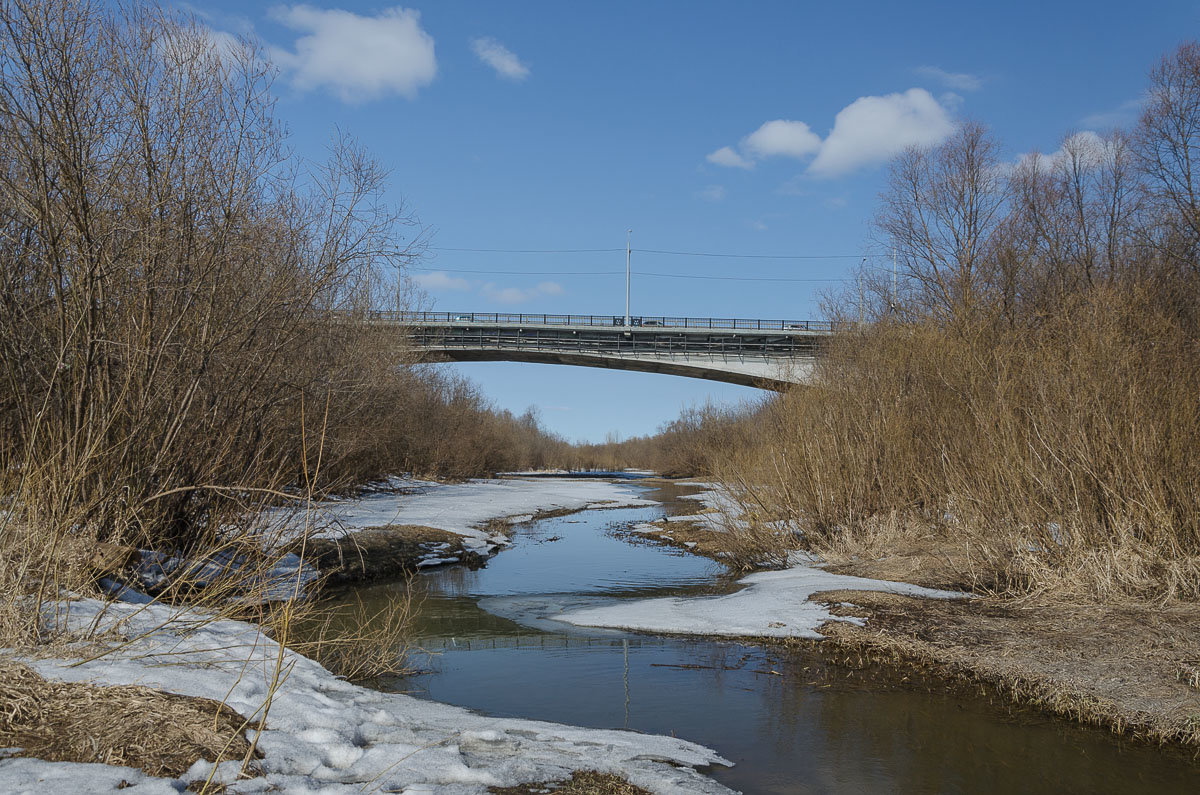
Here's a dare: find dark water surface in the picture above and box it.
[336,481,1200,794]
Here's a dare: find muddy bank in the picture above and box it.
[801,589,1200,750]
[304,523,494,586]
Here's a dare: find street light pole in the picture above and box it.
[624,229,632,326]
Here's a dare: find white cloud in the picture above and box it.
[915,66,983,92]
[471,36,530,81]
[809,88,955,176]
[1015,130,1111,174]
[1081,96,1146,129]
[270,5,436,103]
[482,281,564,304]
[413,271,471,291]
[707,89,956,177]
[706,146,753,169]
[698,184,726,202]
[743,120,822,159]
[751,220,768,231]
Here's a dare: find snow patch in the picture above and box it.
[7,598,732,793]
[556,563,966,639]
[280,478,654,557]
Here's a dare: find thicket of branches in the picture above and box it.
[0,0,568,621]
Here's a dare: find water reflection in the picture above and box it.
[335,483,1200,794]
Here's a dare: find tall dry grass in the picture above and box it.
[635,45,1200,603]
[712,289,1200,600]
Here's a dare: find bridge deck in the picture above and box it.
[373,311,845,334]
[369,311,838,389]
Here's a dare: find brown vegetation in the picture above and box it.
[0,1,572,776]
[614,44,1200,605]
[489,770,653,795]
[0,660,259,779]
[0,0,570,636]
[805,591,1200,748]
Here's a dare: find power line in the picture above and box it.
[410,265,849,282]
[412,267,622,276]
[428,245,866,260]
[639,272,849,283]
[636,248,863,260]
[430,246,623,254]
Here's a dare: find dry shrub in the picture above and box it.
[489,771,653,795]
[284,588,418,682]
[0,0,572,654]
[709,285,1200,600]
[674,48,1200,603]
[0,660,259,779]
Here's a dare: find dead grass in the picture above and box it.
[803,590,1200,749]
[286,587,419,682]
[0,659,259,780]
[488,770,653,795]
[618,518,732,563]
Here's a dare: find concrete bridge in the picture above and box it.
[372,311,843,389]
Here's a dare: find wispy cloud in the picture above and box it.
[706,146,753,169]
[743,120,822,159]
[1013,130,1114,174]
[914,65,983,92]
[270,5,436,103]
[413,271,471,291]
[1081,96,1146,129]
[707,88,956,178]
[482,281,564,304]
[698,184,726,202]
[471,36,530,81]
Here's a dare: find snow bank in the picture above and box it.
[284,478,656,556]
[556,556,966,639]
[5,598,732,794]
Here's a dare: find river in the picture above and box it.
[327,478,1200,794]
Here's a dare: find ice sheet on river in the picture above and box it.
[4,598,732,794]
[556,554,966,639]
[287,477,656,554]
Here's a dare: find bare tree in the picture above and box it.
[1135,41,1200,279]
[876,121,1008,324]
[0,0,422,551]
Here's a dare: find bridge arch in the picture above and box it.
[376,311,837,390]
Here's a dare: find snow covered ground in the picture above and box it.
[4,599,732,794]
[556,552,965,639]
[285,477,656,556]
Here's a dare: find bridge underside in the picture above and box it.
[418,348,813,390]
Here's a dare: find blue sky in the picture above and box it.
[189,0,1198,442]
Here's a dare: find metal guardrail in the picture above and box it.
[408,326,821,357]
[368,310,844,333]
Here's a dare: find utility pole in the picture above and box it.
[624,229,632,326]
[891,244,897,315]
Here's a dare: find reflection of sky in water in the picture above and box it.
[420,505,725,598]
[349,489,1200,795]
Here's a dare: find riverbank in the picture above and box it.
[0,476,733,793]
[295,476,657,585]
[577,482,1200,756]
[807,589,1200,749]
[2,597,731,793]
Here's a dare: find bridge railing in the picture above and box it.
[369,310,845,333]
